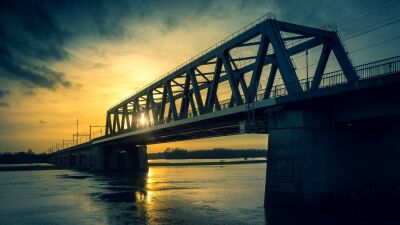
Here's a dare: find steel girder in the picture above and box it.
[105,19,357,135]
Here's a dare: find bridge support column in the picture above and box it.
[265,110,400,208]
[105,145,148,172]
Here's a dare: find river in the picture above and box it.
[0,161,399,225]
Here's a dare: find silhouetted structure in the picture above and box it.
[49,17,400,208]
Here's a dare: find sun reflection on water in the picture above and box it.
[135,167,154,204]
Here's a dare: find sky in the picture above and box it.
[0,0,399,153]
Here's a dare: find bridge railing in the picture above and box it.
[269,55,400,98]
[149,56,400,125]
[156,55,400,124]
[357,56,400,79]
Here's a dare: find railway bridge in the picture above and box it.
[49,17,400,207]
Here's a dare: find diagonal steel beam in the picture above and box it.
[171,80,185,89]
[264,64,278,99]
[166,81,178,120]
[179,73,191,119]
[189,68,205,114]
[311,45,331,90]
[221,51,243,106]
[122,104,130,129]
[147,90,159,125]
[262,20,302,94]
[328,35,358,82]
[195,68,210,83]
[205,57,222,112]
[188,92,197,117]
[249,34,269,102]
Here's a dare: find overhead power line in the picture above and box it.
[351,36,400,54]
[336,0,399,27]
[343,17,400,41]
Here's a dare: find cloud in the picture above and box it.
[0,0,394,93]
[0,102,10,107]
[93,63,109,69]
[0,0,71,90]
[0,90,10,98]
[21,89,36,96]
[38,120,47,124]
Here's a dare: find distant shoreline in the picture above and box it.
[149,159,266,167]
[0,159,267,171]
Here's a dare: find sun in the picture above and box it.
[139,116,146,125]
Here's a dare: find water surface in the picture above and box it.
[1,162,400,225]
[0,163,266,225]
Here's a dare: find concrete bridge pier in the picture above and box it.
[49,144,148,172]
[265,110,400,208]
[103,145,148,172]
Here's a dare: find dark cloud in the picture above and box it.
[22,89,36,96]
[0,90,10,98]
[0,102,10,107]
[0,0,396,93]
[91,1,135,40]
[0,0,71,90]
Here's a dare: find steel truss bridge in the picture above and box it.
[49,15,400,208]
[94,17,399,146]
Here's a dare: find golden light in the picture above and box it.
[139,116,146,125]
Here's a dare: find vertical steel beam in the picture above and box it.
[249,35,270,102]
[144,96,150,127]
[112,111,117,133]
[106,112,112,135]
[131,98,140,129]
[121,106,126,130]
[158,85,167,124]
[311,45,331,90]
[114,110,121,132]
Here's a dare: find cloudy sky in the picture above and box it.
[0,0,399,153]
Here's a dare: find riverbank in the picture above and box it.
[0,159,267,171]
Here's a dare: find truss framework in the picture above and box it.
[105,19,357,135]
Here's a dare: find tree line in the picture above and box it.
[148,147,267,159]
[0,150,48,164]
[0,148,267,163]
